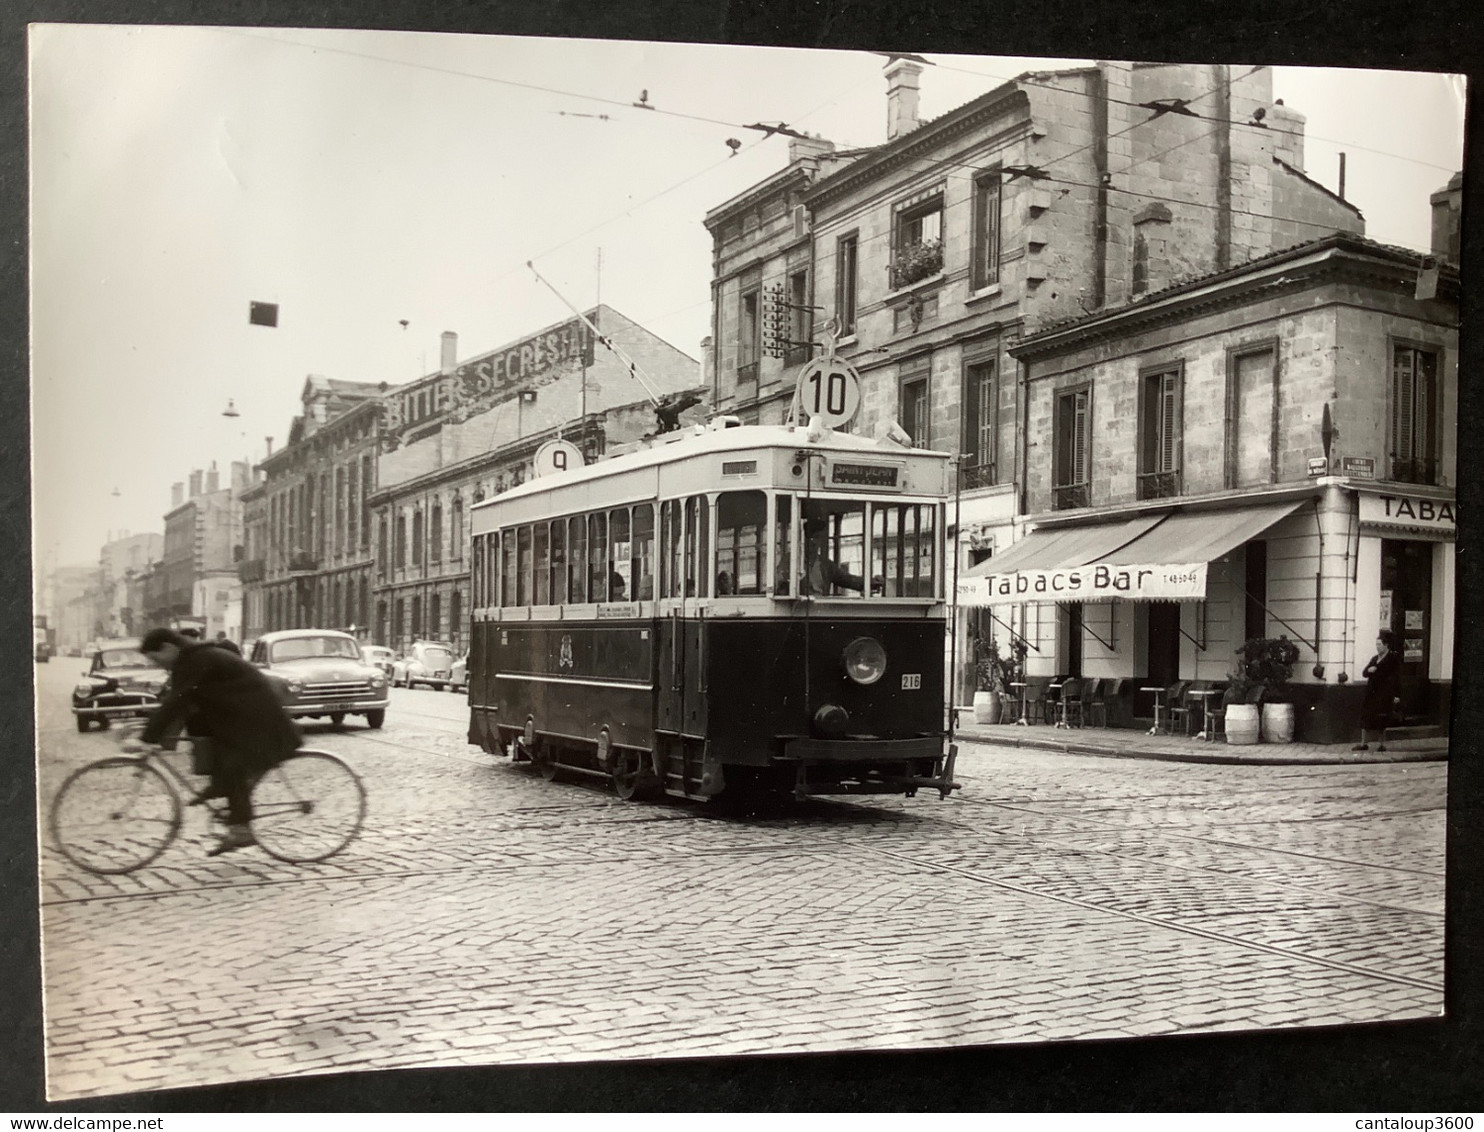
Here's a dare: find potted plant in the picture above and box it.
[1221,666,1261,745]
[1236,636,1300,743]
[890,239,944,289]
[972,635,1027,724]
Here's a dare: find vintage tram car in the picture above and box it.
[466,422,959,802]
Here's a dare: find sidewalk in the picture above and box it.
[951,716,1450,766]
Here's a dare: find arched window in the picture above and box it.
[411,595,423,638]
[431,501,443,565]
[430,593,441,640]
[395,514,407,568]
[450,496,464,560]
[412,509,424,567]
[378,515,390,579]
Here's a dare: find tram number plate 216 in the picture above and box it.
[901,673,921,690]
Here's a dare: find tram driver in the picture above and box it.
[802,517,882,596]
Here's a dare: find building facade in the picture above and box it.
[150,462,249,634]
[968,233,1458,740]
[709,58,1364,703]
[369,308,702,654]
[97,531,163,637]
[250,379,385,642]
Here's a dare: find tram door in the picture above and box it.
[657,496,710,739]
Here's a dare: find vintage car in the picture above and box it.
[392,640,455,690]
[448,652,468,693]
[71,640,168,732]
[361,645,396,680]
[249,629,389,728]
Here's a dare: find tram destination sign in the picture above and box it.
[828,461,903,490]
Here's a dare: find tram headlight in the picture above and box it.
[843,636,887,685]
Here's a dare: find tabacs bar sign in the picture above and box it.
[1358,492,1457,538]
[381,316,596,448]
[959,562,1208,606]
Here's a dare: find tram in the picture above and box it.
[465,420,959,803]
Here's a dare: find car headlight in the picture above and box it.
[843,637,887,685]
[369,674,385,687]
[285,680,302,694]
[73,682,96,698]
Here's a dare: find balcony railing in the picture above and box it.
[1137,469,1183,500]
[1389,455,1440,485]
[1053,483,1090,511]
[961,462,997,490]
[888,240,944,290]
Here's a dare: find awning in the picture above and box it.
[961,513,1164,578]
[958,498,1309,605]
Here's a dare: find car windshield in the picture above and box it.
[97,649,150,670]
[270,636,362,663]
[421,647,452,664]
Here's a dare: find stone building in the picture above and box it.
[149,463,250,636]
[708,58,1364,704]
[248,378,386,641]
[97,531,163,637]
[965,231,1458,741]
[369,308,701,654]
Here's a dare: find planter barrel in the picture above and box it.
[1225,703,1261,746]
[972,691,1001,724]
[1261,702,1296,744]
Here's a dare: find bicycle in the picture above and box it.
[49,725,368,875]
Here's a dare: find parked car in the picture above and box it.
[71,640,168,732]
[448,652,468,693]
[392,640,456,690]
[361,645,396,680]
[35,641,51,663]
[249,629,390,729]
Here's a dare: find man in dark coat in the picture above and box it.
[128,627,301,853]
[1356,629,1403,752]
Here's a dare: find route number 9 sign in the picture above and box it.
[533,439,585,478]
[797,357,862,428]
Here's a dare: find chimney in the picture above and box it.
[440,331,458,374]
[787,133,835,164]
[171,482,184,508]
[884,58,924,141]
[189,469,203,498]
[1430,171,1463,264]
[206,463,219,494]
[1268,99,1306,173]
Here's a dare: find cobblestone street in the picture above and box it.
[34,664,1446,1102]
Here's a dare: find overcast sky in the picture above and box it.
[28,25,1467,569]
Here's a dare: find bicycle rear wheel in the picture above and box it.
[250,750,366,863]
[49,757,181,875]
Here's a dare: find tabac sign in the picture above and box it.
[381,316,596,448]
[1358,492,1457,539]
[959,562,1207,606]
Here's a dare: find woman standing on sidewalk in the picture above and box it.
[1356,630,1402,752]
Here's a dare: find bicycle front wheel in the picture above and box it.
[49,757,181,875]
[250,750,366,863]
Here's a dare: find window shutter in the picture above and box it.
[1392,348,1415,460]
[979,365,995,468]
[1160,372,1179,472]
[1073,392,1088,485]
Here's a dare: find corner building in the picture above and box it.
[972,233,1458,740]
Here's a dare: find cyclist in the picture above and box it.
[124,627,302,854]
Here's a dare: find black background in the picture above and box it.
[3,0,1481,1113]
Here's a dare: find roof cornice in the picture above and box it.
[704,163,816,229]
[1011,235,1459,359]
[804,84,1030,209]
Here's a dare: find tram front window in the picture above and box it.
[801,500,871,596]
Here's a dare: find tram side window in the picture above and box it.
[660,499,683,598]
[568,516,587,603]
[608,508,632,600]
[500,530,517,608]
[516,525,532,607]
[550,520,568,605]
[683,495,710,597]
[632,503,655,600]
[472,537,484,607]
[588,513,608,602]
[533,522,550,605]
[715,491,766,595]
[486,533,500,608]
